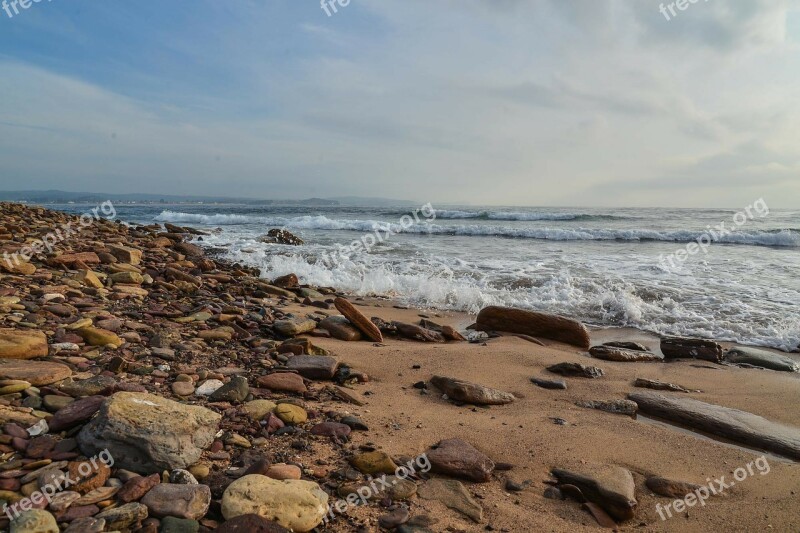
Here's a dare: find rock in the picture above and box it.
[318,316,362,342]
[349,451,398,475]
[530,377,567,390]
[604,341,650,351]
[546,362,604,378]
[48,395,106,432]
[0,329,48,359]
[576,399,638,417]
[9,509,58,533]
[629,391,800,460]
[174,242,204,257]
[633,378,691,393]
[0,360,71,386]
[109,271,144,285]
[392,322,446,342]
[309,421,351,438]
[59,375,116,397]
[426,438,494,482]
[284,355,339,380]
[256,373,307,393]
[140,483,211,519]
[418,478,482,522]
[76,327,123,348]
[379,508,411,529]
[77,392,221,473]
[221,475,328,532]
[265,464,302,480]
[280,338,328,356]
[172,381,195,396]
[74,485,118,505]
[340,415,368,430]
[333,298,383,342]
[215,514,291,533]
[197,327,234,341]
[108,244,143,265]
[0,405,39,426]
[475,306,590,349]
[589,345,663,362]
[261,229,304,246]
[274,404,307,425]
[117,473,161,503]
[195,379,225,396]
[209,376,249,402]
[62,517,105,533]
[661,338,722,363]
[430,376,515,405]
[242,400,277,421]
[552,464,637,521]
[94,502,148,530]
[726,347,799,372]
[68,458,111,493]
[272,273,299,288]
[160,517,200,533]
[53,252,100,265]
[170,469,199,484]
[645,476,704,499]
[273,319,316,337]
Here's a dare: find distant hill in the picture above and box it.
[326,196,418,207]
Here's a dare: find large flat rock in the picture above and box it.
[0,329,48,359]
[726,347,799,372]
[476,306,590,349]
[629,391,800,460]
[0,359,71,385]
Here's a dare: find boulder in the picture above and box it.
[77,392,221,473]
[430,376,515,405]
[552,464,637,521]
[629,391,800,460]
[333,298,383,342]
[260,229,304,246]
[660,338,722,363]
[426,438,494,482]
[221,475,328,532]
[726,347,799,372]
[0,329,48,359]
[475,306,590,348]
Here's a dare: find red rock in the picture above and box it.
[475,306,591,349]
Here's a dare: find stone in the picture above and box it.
[333,298,383,342]
[392,322,446,342]
[242,400,277,421]
[74,485,118,505]
[261,229,304,246]
[633,378,691,393]
[117,473,161,503]
[9,509,58,533]
[198,327,234,342]
[95,502,148,530]
[77,392,221,473]
[195,379,225,396]
[170,469,199,484]
[726,346,799,372]
[265,464,302,480]
[309,421,351,438]
[108,245,143,265]
[221,475,328,532]
[0,405,39,426]
[604,341,650,351]
[48,395,105,432]
[318,316,362,341]
[0,360,72,386]
[256,373,306,393]
[379,508,411,529]
[546,362,604,378]
[661,338,723,363]
[215,514,291,533]
[67,459,111,493]
[59,375,116,397]
[430,376,515,405]
[475,306,590,349]
[48,491,81,513]
[274,404,307,425]
[74,270,104,289]
[141,483,211,520]
[576,399,638,417]
[418,478,482,522]
[645,476,704,499]
[76,327,123,348]
[272,273,299,288]
[273,318,316,337]
[172,381,195,396]
[349,451,398,475]
[280,338,328,356]
[589,345,663,362]
[426,438,494,482]
[209,376,249,402]
[530,377,567,390]
[629,391,800,460]
[62,517,105,533]
[160,517,200,533]
[0,329,48,359]
[552,464,637,521]
[284,355,338,380]
[53,252,100,265]
[109,271,144,285]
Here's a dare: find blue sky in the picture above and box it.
[1,0,799,206]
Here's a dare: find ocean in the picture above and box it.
[54,203,800,351]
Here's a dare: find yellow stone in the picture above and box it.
[274,403,307,425]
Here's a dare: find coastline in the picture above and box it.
[0,202,798,532]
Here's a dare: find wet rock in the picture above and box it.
[661,338,722,363]
[261,229,304,246]
[0,360,72,386]
[726,347,799,372]
[318,316,362,342]
[418,478,482,522]
[141,483,211,519]
[547,362,604,378]
[426,438,494,482]
[221,475,328,532]
[475,306,590,349]
[77,392,221,473]
[603,341,650,351]
[589,345,663,362]
[530,377,567,390]
[576,399,638,417]
[552,464,637,521]
[284,355,339,380]
[629,391,800,460]
[430,376,515,405]
[0,329,48,359]
[333,298,383,342]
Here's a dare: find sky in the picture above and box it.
[0,0,799,207]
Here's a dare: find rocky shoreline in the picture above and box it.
[0,202,799,532]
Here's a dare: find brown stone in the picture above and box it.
[476,306,590,348]
[0,360,71,386]
[333,297,383,342]
[257,373,307,393]
[426,438,494,482]
[117,473,161,503]
[0,329,48,359]
[48,396,106,432]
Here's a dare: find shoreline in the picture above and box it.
[0,202,798,532]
